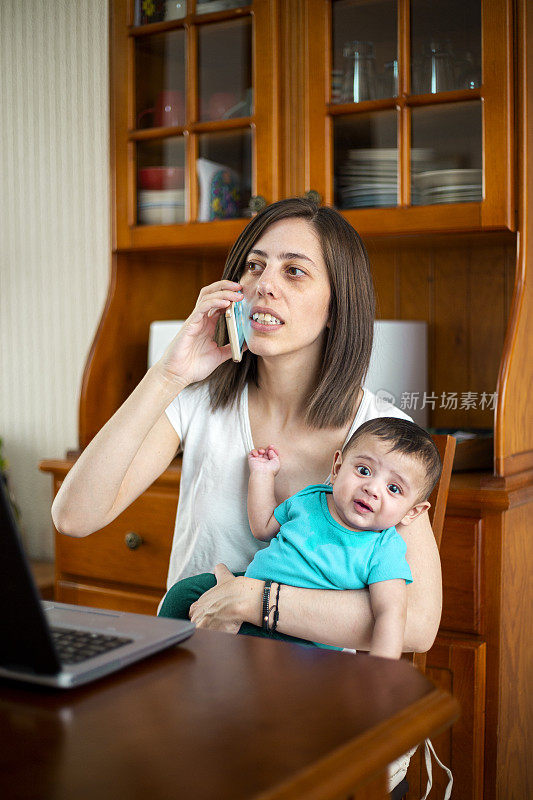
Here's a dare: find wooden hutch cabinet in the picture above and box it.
[41,2,532,799]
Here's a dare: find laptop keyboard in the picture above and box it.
[51,627,133,664]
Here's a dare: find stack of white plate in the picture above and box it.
[336,148,434,209]
[412,168,482,205]
[138,190,186,225]
[196,0,248,12]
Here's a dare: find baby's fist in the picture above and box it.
[248,445,281,474]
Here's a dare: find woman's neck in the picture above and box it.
[252,350,322,427]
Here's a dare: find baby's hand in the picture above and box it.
[248,445,281,475]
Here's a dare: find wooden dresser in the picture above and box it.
[41,460,180,614]
[41,2,532,798]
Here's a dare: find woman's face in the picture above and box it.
[239,218,331,361]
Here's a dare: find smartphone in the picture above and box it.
[225,300,246,362]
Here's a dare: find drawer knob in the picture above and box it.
[125,531,143,550]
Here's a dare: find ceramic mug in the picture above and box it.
[137,90,185,128]
[200,92,238,120]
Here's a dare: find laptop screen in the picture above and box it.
[0,478,61,675]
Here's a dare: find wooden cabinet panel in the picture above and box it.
[433,250,471,427]
[368,237,515,433]
[407,636,486,800]
[56,485,177,590]
[57,580,162,616]
[440,516,483,634]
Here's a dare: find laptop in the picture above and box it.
[0,478,194,688]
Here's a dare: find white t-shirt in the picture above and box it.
[164,382,411,590]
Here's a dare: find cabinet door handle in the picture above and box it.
[304,190,322,204]
[125,531,143,550]
[248,195,267,214]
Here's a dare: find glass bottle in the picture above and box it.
[342,41,377,103]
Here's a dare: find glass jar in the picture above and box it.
[342,41,377,103]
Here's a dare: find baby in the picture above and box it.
[245,417,442,658]
[159,417,441,659]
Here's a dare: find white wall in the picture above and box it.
[0,0,110,559]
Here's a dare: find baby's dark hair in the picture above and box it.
[343,417,442,502]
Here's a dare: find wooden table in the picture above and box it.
[0,630,458,800]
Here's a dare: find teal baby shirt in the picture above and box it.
[244,484,413,590]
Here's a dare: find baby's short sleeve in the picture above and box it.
[273,497,291,526]
[367,527,413,585]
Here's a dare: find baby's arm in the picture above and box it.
[247,446,281,542]
[368,579,407,659]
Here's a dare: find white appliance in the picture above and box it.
[148,321,185,368]
[148,319,428,426]
[364,320,428,427]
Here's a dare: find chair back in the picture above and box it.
[412,433,456,673]
[427,434,456,550]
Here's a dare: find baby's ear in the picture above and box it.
[400,500,430,527]
[330,450,343,482]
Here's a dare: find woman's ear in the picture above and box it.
[400,500,430,527]
[330,450,343,483]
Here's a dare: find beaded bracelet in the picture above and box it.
[261,580,273,630]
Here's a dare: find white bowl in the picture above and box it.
[138,190,186,225]
[138,189,185,202]
[138,205,185,225]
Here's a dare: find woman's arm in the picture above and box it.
[52,280,243,537]
[398,511,442,652]
[190,512,441,653]
[52,370,182,536]
[368,579,407,659]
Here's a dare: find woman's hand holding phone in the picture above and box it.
[154,280,244,388]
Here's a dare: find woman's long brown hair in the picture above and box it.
[207,197,375,429]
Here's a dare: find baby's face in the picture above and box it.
[328,434,427,532]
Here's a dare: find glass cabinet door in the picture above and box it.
[195,18,253,220]
[334,111,398,210]
[134,29,187,225]
[306,0,513,234]
[331,0,398,105]
[111,0,276,248]
[131,2,252,228]
[410,102,482,207]
[409,0,483,208]
[410,0,481,95]
[331,0,399,211]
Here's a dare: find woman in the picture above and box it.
[52,198,441,652]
